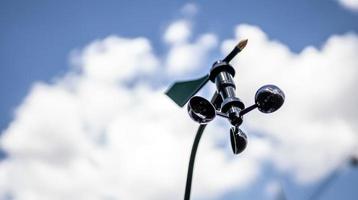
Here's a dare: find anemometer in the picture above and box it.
[165,39,285,199]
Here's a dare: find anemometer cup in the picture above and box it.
[187,96,216,124]
[230,126,247,154]
[255,85,285,114]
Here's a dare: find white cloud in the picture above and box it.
[337,0,358,11]
[181,3,198,17]
[0,33,267,200]
[265,181,282,198]
[222,24,358,183]
[1,20,358,200]
[73,36,159,83]
[163,20,192,45]
[165,33,218,75]
[163,19,218,76]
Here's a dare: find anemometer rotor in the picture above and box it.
[165,39,285,199]
[166,39,285,154]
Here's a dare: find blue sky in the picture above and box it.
[1,1,358,200]
[1,0,357,131]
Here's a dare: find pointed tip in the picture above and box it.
[237,39,248,50]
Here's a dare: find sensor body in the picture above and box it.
[209,61,245,126]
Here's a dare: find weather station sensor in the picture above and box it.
[165,39,285,200]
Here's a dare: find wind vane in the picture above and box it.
[165,39,285,199]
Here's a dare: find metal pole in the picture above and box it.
[184,124,207,200]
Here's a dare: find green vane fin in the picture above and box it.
[165,74,210,107]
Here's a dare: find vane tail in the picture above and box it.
[165,75,210,107]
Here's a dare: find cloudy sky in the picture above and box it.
[1,0,358,200]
